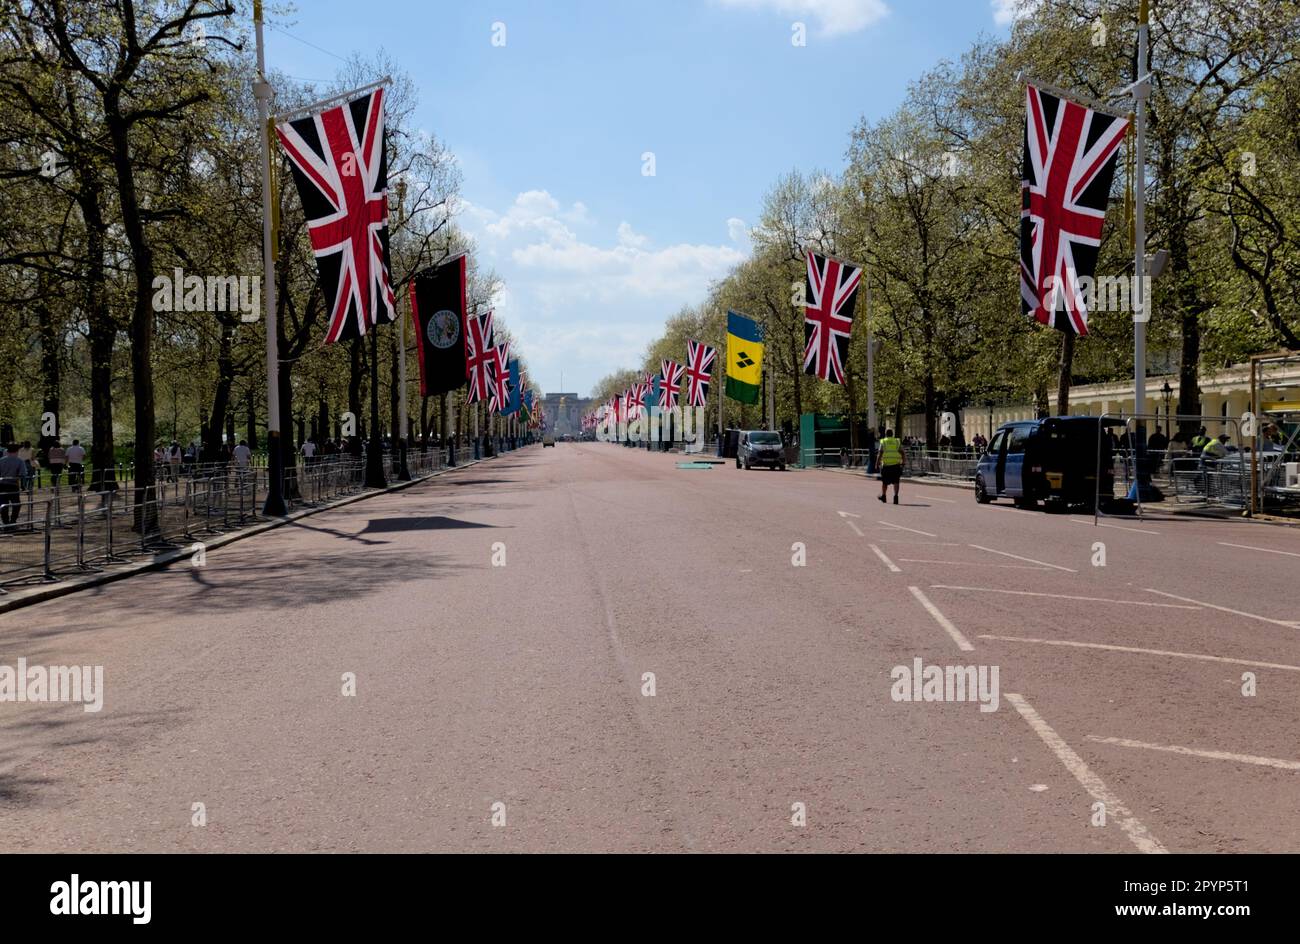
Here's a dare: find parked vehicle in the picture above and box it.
[542,435,555,447]
[736,430,786,471]
[974,416,1115,511]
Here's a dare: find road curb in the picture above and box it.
[0,454,502,615]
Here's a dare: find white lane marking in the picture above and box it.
[1069,519,1161,535]
[1142,588,1300,629]
[913,492,958,503]
[843,519,864,537]
[868,543,901,573]
[907,586,973,651]
[878,520,937,537]
[1087,736,1300,771]
[899,559,1050,571]
[837,510,862,517]
[969,543,1077,572]
[931,585,1200,609]
[978,634,1300,672]
[875,540,962,546]
[1218,541,1300,559]
[1004,694,1166,855]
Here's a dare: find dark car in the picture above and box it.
[737,430,786,471]
[974,416,1115,511]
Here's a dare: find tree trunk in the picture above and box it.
[206,320,235,462]
[36,288,61,452]
[104,102,157,530]
[246,388,257,449]
[1056,330,1074,416]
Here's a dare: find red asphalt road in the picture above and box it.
[1,442,1297,852]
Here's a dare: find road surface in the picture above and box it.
[2,443,1298,852]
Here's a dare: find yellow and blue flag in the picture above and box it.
[725,310,764,404]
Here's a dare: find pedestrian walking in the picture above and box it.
[47,441,66,487]
[0,443,24,530]
[17,441,35,492]
[877,428,905,505]
[66,439,86,490]
[231,439,252,470]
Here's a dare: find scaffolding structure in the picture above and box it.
[1249,351,1300,519]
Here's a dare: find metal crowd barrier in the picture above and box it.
[0,449,450,590]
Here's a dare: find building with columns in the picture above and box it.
[901,359,1300,442]
[542,392,594,436]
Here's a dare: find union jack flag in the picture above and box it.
[464,310,495,403]
[659,360,684,409]
[804,250,862,385]
[488,340,511,413]
[630,379,647,419]
[685,339,716,406]
[1021,84,1129,336]
[275,86,395,344]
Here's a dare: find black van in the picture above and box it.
[974,416,1115,511]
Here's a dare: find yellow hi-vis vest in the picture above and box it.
[1202,438,1226,460]
[879,437,903,466]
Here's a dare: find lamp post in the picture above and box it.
[1161,380,1172,435]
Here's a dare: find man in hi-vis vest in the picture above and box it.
[877,429,904,504]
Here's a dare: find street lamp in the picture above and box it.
[1161,380,1172,435]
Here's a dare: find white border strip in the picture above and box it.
[908,586,973,651]
[1087,736,1300,771]
[868,544,901,573]
[978,634,1300,672]
[1005,694,1167,854]
[969,544,1076,572]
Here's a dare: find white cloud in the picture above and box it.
[727,217,750,244]
[717,0,889,37]
[617,221,649,248]
[991,0,1040,27]
[457,189,749,395]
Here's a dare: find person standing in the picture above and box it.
[231,439,252,471]
[46,441,66,487]
[65,439,86,490]
[877,428,905,505]
[0,443,25,529]
[17,441,34,492]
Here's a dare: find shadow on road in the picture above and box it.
[361,516,497,533]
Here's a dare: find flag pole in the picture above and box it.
[397,286,411,479]
[1133,0,1149,432]
[866,276,876,431]
[395,183,410,480]
[253,0,286,516]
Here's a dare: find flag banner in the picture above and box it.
[726,310,764,404]
[685,339,716,406]
[275,86,395,343]
[804,250,862,385]
[501,359,522,415]
[1021,83,1129,336]
[465,310,495,403]
[659,359,684,409]
[488,340,511,413]
[650,373,662,409]
[631,380,647,419]
[409,256,467,397]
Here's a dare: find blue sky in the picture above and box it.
[265,0,1022,397]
